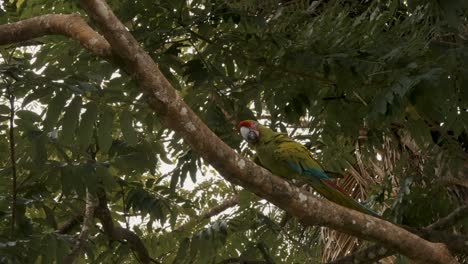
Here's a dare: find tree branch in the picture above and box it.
[5,73,17,239]
[428,204,468,230]
[416,230,468,255]
[328,204,468,264]
[0,14,111,58]
[176,195,239,232]
[95,189,153,264]
[0,3,458,263]
[64,191,97,263]
[56,214,83,234]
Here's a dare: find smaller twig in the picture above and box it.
[57,214,84,234]
[3,47,18,238]
[95,189,153,264]
[257,242,275,264]
[176,195,239,232]
[368,70,392,77]
[121,184,130,229]
[7,85,16,238]
[427,204,468,230]
[63,191,98,263]
[352,91,368,106]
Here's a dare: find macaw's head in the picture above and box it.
[237,120,260,144]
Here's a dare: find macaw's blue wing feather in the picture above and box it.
[301,166,333,180]
[287,161,378,216]
[286,159,332,180]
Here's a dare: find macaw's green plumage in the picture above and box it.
[238,120,377,216]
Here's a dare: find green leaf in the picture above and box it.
[189,161,197,183]
[42,206,57,229]
[154,141,172,164]
[43,92,69,132]
[0,115,9,122]
[77,102,98,150]
[0,105,10,115]
[16,110,42,123]
[96,166,117,190]
[83,164,98,193]
[170,169,180,192]
[120,110,137,146]
[31,133,48,168]
[42,234,57,264]
[21,87,54,107]
[56,238,69,263]
[60,96,82,145]
[61,166,74,196]
[97,108,114,154]
[172,238,190,264]
[15,118,38,131]
[239,189,252,209]
[408,119,432,149]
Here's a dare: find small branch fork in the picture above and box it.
[63,191,98,263]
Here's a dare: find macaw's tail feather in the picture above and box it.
[322,179,348,195]
[308,178,379,217]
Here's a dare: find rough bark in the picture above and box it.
[329,204,468,264]
[95,190,152,264]
[57,215,83,234]
[64,191,97,263]
[0,4,458,264]
[55,191,154,263]
[0,14,111,58]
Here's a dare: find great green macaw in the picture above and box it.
[238,120,377,216]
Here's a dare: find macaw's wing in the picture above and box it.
[273,142,378,216]
[272,140,331,180]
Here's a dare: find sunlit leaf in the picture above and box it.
[120,110,137,146]
[77,102,98,150]
[60,96,82,145]
[97,108,114,154]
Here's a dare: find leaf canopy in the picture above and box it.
[0,0,467,263]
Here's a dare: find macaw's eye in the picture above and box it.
[247,131,258,141]
[240,126,258,143]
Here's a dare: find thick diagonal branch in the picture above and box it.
[329,204,468,264]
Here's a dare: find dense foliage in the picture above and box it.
[0,0,467,263]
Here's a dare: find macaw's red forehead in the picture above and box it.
[237,120,257,129]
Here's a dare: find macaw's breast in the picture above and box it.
[255,142,297,180]
[253,129,315,180]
